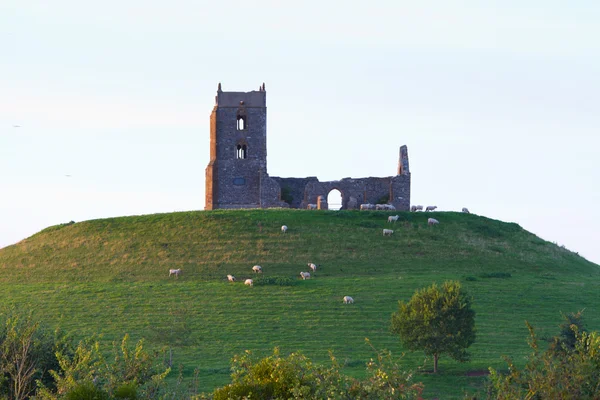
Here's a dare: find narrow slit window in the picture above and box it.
[237,116,246,130]
[236,144,248,159]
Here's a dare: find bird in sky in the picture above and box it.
[13,125,21,128]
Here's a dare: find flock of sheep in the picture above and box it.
[168,206,472,304]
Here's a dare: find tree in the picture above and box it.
[487,322,600,399]
[391,280,476,373]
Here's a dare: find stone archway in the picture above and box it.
[327,189,343,210]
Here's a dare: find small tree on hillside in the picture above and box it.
[391,280,476,373]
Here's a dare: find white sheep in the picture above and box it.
[426,205,437,212]
[300,271,311,280]
[281,225,288,233]
[428,218,439,226]
[360,203,375,210]
[387,215,399,223]
[343,296,354,304]
[308,263,318,272]
[252,265,263,273]
[383,229,394,236]
[227,274,236,282]
[384,204,396,210]
[375,204,385,210]
[169,268,181,278]
[244,279,253,286]
[414,205,424,211]
[462,207,470,213]
[307,204,317,210]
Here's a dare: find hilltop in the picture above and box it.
[1,209,598,398]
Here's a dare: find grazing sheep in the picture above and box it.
[252,265,263,273]
[428,218,439,226]
[383,204,396,210]
[308,263,318,272]
[414,205,424,211]
[169,269,181,278]
[462,207,470,213]
[426,206,438,212]
[227,274,236,282]
[410,205,417,212]
[360,203,375,210]
[281,225,288,233]
[307,203,317,210]
[244,279,253,286]
[343,296,354,304]
[300,271,311,280]
[388,215,400,223]
[383,229,394,236]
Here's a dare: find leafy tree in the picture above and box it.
[391,280,476,373]
[487,321,600,399]
[0,309,60,400]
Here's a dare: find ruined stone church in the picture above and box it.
[205,83,411,210]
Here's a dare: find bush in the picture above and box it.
[479,272,511,279]
[114,383,137,399]
[64,382,110,400]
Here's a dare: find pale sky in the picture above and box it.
[1,1,599,264]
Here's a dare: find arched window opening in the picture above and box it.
[236,144,248,159]
[237,116,246,130]
[327,189,342,210]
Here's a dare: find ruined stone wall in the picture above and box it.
[271,177,319,208]
[304,177,401,210]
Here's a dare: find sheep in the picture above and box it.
[307,203,317,210]
[414,205,424,211]
[281,225,288,233]
[383,204,396,210]
[428,218,439,226]
[410,205,417,212]
[308,262,318,272]
[252,265,263,273]
[383,229,394,236]
[360,203,375,210]
[244,279,253,286]
[387,215,399,223]
[426,205,437,212]
[227,274,236,282]
[169,268,181,278]
[343,296,354,304]
[462,207,470,213]
[375,204,385,210]
[300,271,311,280]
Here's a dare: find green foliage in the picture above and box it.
[487,322,600,399]
[208,343,423,400]
[37,333,170,399]
[549,309,587,354]
[64,382,110,400]
[0,308,60,400]
[114,382,138,399]
[391,281,476,373]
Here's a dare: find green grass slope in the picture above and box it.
[1,209,598,398]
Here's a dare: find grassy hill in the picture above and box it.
[1,209,598,398]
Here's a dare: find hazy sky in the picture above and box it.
[1,1,599,264]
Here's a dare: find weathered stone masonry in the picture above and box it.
[205,84,411,210]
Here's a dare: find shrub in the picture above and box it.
[64,382,110,400]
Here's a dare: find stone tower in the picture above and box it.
[205,83,272,209]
